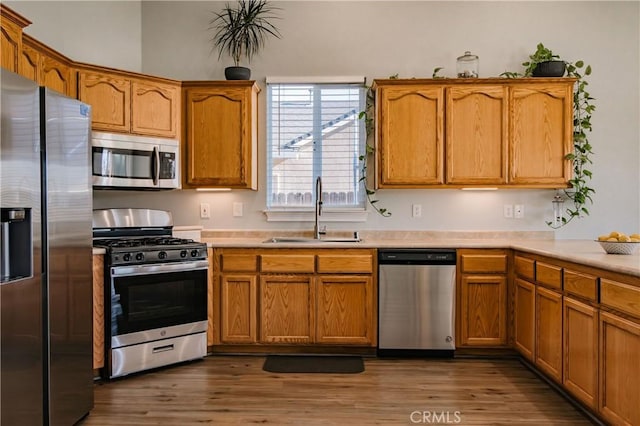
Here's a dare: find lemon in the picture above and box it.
[606,237,618,242]
[597,235,609,241]
[630,233,640,240]
[618,235,631,242]
[609,231,621,238]
[630,238,640,243]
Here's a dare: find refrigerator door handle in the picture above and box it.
[152,146,160,186]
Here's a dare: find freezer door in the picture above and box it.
[0,70,44,425]
[43,88,94,424]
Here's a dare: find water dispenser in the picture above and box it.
[0,208,32,282]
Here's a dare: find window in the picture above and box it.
[266,78,366,214]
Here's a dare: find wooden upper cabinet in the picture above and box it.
[131,80,180,138]
[509,82,574,186]
[446,85,508,185]
[20,37,40,82]
[183,81,259,189]
[40,54,74,97]
[373,78,574,189]
[78,70,131,132]
[375,83,444,187]
[78,67,181,137]
[1,5,30,73]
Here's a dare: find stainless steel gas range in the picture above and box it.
[93,209,208,379]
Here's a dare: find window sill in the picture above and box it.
[264,208,368,223]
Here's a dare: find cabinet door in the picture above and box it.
[535,286,563,383]
[1,18,22,72]
[78,71,131,132]
[131,80,180,138]
[316,275,374,345]
[459,274,507,346]
[260,275,314,343]
[376,85,444,186]
[599,311,640,426]
[220,274,257,343]
[563,297,597,410]
[509,83,573,186]
[446,86,508,185]
[184,84,257,189]
[40,55,74,96]
[514,278,535,360]
[20,42,40,82]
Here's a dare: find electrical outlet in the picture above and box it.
[200,203,210,219]
[232,202,243,217]
[503,204,513,218]
[412,204,422,218]
[514,204,524,219]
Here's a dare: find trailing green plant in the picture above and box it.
[503,43,595,228]
[357,82,391,217]
[550,57,595,228]
[209,0,281,67]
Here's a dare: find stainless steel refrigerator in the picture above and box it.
[1,70,93,425]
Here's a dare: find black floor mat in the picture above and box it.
[262,355,364,374]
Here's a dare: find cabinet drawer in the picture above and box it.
[601,279,640,318]
[514,255,535,281]
[536,262,562,290]
[221,254,258,272]
[564,269,598,302]
[460,254,507,274]
[261,255,315,273]
[317,254,373,274]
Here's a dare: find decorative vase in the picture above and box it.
[224,66,251,80]
[532,60,566,77]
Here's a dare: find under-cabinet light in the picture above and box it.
[195,188,232,192]
[460,187,498,191]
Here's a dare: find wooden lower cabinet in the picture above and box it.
[213,248,376,348]
[316,275,374,345]
[535,286,563,383]
[92,254,104,370]
[563,297,598,410]
[514,278,535,360]
[599,311,640,426]
[220,274,257,343]
[260,275,315,344]
[459,274,507,346]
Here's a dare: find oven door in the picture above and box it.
[109,260,208,348]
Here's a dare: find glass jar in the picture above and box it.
[457,51,479,78]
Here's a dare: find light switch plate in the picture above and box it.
[200,203,211,219]
[233,202,243,217]
[412,204,422,218]
[514,204,524,219]
[503,204,513,218]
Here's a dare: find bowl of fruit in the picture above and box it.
[596,232,640,255]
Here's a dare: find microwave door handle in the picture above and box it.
[152,146,160,186]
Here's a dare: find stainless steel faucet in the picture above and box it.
[314,176,323,239]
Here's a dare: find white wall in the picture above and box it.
[13,1,638,238]
[6,1,142,72]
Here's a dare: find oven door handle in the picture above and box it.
[111,260,209,277]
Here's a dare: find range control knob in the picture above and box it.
[135,252,144,261]
[158,251,167,260]
[122,253,131,262]
[180,250,188,258]
[190,249,200,257]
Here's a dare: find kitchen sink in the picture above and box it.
[263,236,361,243]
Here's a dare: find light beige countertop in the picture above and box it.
[93,247,106,255]
[202,231,640,277]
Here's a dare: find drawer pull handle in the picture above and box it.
[152,344,174,353]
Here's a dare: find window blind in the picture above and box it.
[266,81,366,210]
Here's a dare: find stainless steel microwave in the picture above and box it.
[91,132,180,190]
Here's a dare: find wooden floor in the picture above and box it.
[80,356,593,425]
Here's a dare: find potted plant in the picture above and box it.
[209,0,281,80]
[523,43,566,77]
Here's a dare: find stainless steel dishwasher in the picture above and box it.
[378,249,456,356]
